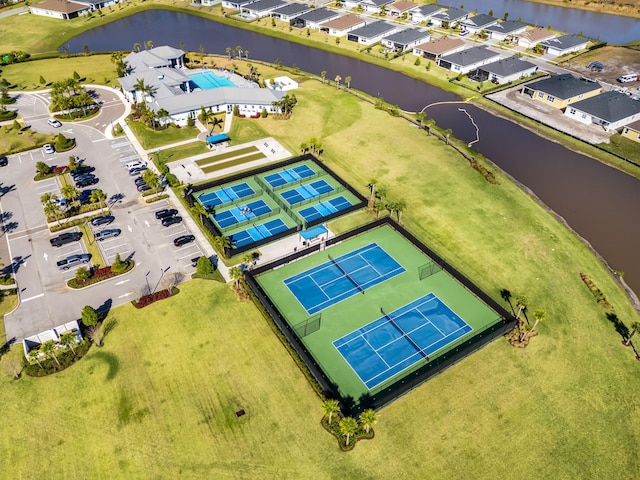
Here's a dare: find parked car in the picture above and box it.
[43,144,55,154]
[94,228,121,241]
[76,176,99,188]
[173,235,195,247]
[137,184,151,192]
[70,165,95,176]
[57,253,91,270]
[47,118,62,128]
[125,160,146,171]
[129,166,148,176]
[73,174,96,184]
[0,155,7,167]
[50,231,82,247]
[155,208,178,220]
[134,177,147,186]
[91,215,114,227]
[161,215,182,227]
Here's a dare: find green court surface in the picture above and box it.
[195,145,260,167]
[255,224,501,402]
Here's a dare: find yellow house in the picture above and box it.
[520,74,602,109]
[621,120,640,143]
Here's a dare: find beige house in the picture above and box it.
[521,74,602,109]
[412,37,465,61]
[516,27,556,48]
[319,14,366,37]
[29,0,90,19]
[621,120,640,143]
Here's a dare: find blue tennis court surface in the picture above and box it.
[280,180,334,205]
[263,165,315,188]
[214,200,271,229]
[334,293,473,389]
[284,243,405,315]
[231,218,289,248]
[298,196,352,223]
[198,183,254,208]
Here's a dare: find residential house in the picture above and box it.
[347,21,397,45]
[564,91,640,131]
[347,0,394,14]
[29,0,90,19]
[319,14,366,37]
[242,0,286,18]
[67,0,118,10]
[515,27,556,48]
[381,29,430,52]
[474,56,538,84]
[539,34,589,57]
[430,8,469,28]
[23,321,83,360]
[410,4,444,24]
[387,0,417,18]
[621,119,640,143]
[438,46,501,74]
[291,7,341,29]
[221,0,256,9]
[270,2,312,21]
[521,74,602,109]
[413,37,465,61]
[485,20,527,41]
[460,13,498,34]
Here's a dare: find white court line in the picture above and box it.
[21,293,44,303]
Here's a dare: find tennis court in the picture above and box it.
[264,164,316,188]
[280,180,334,205]
[284,243,405,315]
[231,219,289,248]
[197,182,255,208]
[334,293,473,389]
[214,200,272,229]
[298,197,353,223]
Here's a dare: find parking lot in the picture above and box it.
[1,92,208,340]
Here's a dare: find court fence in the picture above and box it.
[198,188,264,212]
[271,169,328,191]
[254,175,302,225]
[294,313,322,338]
[219,208,281,233]
[291,185,346,208]
[418,261,443,280]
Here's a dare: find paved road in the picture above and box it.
[1,88,206,342]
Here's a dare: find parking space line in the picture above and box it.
[21,293,45,303]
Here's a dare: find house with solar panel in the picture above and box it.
[539,34,590,57]
[347,21,398,45]
[563,91,640,132]
[460,13,498,34]
[270,2,313,21]
[430,7,469,28]
[319,14,366,37]
[474,56,538,84]
[485,20,528,41]
[438,46,501,74]
[521,74,602,109]
[381,29,430,52]
[291,7,341,29]
[412,37,465,61]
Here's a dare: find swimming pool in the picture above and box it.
[190,72,235,90]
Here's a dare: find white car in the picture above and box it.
[47,118,62,128]
[43,144,55,154]
[125,160,146,171]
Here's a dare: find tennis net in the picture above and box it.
[380,307,428,359]
[328,253,365,295]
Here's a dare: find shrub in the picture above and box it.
[81,305,99,327]
[55,133,75,152]
[132,289,172,308]
[111,253,127,273]
[196,256,215,275]
[186,116,195,127]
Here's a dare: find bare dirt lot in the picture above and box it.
[561,46,640,87]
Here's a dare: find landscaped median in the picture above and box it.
[67,254,134,289]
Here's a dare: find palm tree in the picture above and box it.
[134,43,141,53]
[244,50,249,59]
[528,309,546,338]
[322,399,340,425]
[209,116,224,134]
[44,201,63,225]
[359,409,377,434]
[386,199,397,219]
[229,266,243,288]
[443,128,452,145]
[320,70,327,84]
[373,199,386,219]
[40,192,56,207]
[190,202,208,224]
[61,184,80,208]
[28,349,43,369]
[36,161,52,176]
[199,106,213,126]
[146,40,154,50]
[235,45,243,58]
[339,417,359,446]
[213,235,232,257]
[142,170,161,195]
[624,321,640,346]
[345,75,352,89]
[395,198,407,223]
[156,108,170,128]
[134,78,154,106]
[416,111,426,129]
[367,179,378,205]
[40,340,60,367]
[241,253,254,270]
[60,331,77,355]
[90,189,107,209]
[515,295,528,321]
[300,142,308,154]
[226,47,232,59]
[425,119,435,136]
[334,75,342,88]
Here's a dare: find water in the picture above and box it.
[66,11,640,294]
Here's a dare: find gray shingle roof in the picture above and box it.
[295,7,339,23]
[439,46,499,67]
[569,91,640,123]
[244,0,285,12]
[461,13,497,28]
[152,87,286,115]
[478,56,537,76]
[432,7,467,23]
[486,20,527,35]
[383,28,429,46]
[271,2,310,15]
[414,4,442,16]
[540,34,589,50]
[526,74,601,100]
[349,20,395,39]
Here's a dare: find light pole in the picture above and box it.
[144,271,151,295]
[153,266,171,293]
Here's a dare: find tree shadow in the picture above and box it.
[88,350,120,381]
[500,288,514,315]
[97,298,113,322]
[357,392,374,411]
[1,221,19,237]
[2,255,30,275]
[124,251,135,263]
[0,337,16,360]
[0,184,16,198]
[108,193,125,206]
[606,313,629,342]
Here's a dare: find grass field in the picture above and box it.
[1,67,640,478]
[127,120,200,150]
[0,295,18,344]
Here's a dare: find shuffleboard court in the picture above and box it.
[214,200,272,229]
[231,218,289,248]
[281,180,334,205]
[333,293,472,389]
[198,182,255,208]
[284,243,405,315]
[264,164,315,187]
[298,196,352,223]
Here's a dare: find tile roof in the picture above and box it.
[320,14,365,30]
[31,0,88,13]
[439,46,499,67]
[413,37,464,54]
[517,27,556,43]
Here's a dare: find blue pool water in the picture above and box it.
[190,72,235,90]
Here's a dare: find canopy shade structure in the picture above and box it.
[206,133,230,144]
[300,225,328,240]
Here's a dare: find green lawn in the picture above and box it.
[0,295,18,344]
[1,68,640,478]
[0,123,54,155]
[156,141,210,163]
[127,120,201,150]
